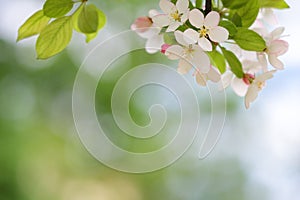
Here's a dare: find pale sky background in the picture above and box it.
[0,0,299,199]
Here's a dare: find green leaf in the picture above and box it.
[85,7,106,43]
[36,16,73,59]
[233,28,266,52]
[259,0,290,9]
[207,50,226,74]
[73,4,106,42]
[17,10,50,41]
[221,0,249,9]
[237,0,260,27]
[43,0,74,18]
[78,4,99,34]
[219,20,237,37]
[196,0,203,8]
[221,47,244,78]
[232,13,242,27]
[163,32,176,44]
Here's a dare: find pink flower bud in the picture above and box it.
[131,16,153,33]
[161,44,171,54]
[243,73,255,85]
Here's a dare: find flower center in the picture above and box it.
[183,45,194,57]
[170,10,182,22]
[243,73,255,85]
[198,26,209,38]
[256,81,265,90]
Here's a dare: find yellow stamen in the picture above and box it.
[257,81,265,90]
[170,10,182,22]
[198,26,209,38]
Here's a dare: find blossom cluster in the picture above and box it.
[131,0,289,109]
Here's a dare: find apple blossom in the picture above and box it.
[152,0,189,32]
[131,0,289,109]
[220,60,262,97]
[131,10,164,54]
[194,67,221,86]
[256,27,289,70]
[244,70,276,109]
[183,9,229,51]
[165,30,210,74]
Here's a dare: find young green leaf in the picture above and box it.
[78,4,99,34]
[196,0,203,8]
[221,0,248,9]
[233,28,266,52]
[73,4,106,42]
[36,16,73,59]
[43,0,74,18]
[17,10,50,42]
[232,13,242,27]
[259,0,290,9]
[85,6,106,42]
[219,20,237,37]
[237,0,260,27]
[163,32,176,44]
[207,50,226,74]
[221,47,244,78]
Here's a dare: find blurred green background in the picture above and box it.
[1,0,300,199]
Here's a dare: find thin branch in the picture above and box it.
[205,0,212,15]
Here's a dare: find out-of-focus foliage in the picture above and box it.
[17,0,106,59]
[1,0,293,200]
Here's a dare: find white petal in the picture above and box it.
[242,60,262,73]
[183,29,199,44]
[166,21,181,32]
[146,35,164,54]
[178,59,192,74]
[195,72,207,86]
[268,40,289,56]
[166,45,183,60]
[231,77,248,97]
[268,55,284,70]
[149,9,160,18]
[174,30,188,46]
[204,11,220,28]
[198,37,212,51]
[219,71,233,89]
[271,27,284,40]
[256,70,276,82]
[136,27,160,39]
[209,26,229,43]
[180,12,189,24]
[253,27,268,38]
[245,85,259,109]
[262,8,278,26]
[207,67,221,82]
[189,9,204,28]
[152,14,170,27]
[257,53,268,72]
[159,0,175,14]
[191,47,210,73]
[176,0,189,13]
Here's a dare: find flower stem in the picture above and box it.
[205,0,212,15]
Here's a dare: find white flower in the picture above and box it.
[220,70,276,108]
[194,66,221,86]
[219,60,261,96]
[131,10,164,54]
[245,70,276,109]
[152,0,189,32]
[256,27,289,70]
[165,31,210,74]
[255,8,278,27]
[183,9,229,51]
